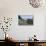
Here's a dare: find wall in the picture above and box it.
[10,15,45,40]
[0,0,46,40]
[44,15,46,40]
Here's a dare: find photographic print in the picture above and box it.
[18,15,33,25]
